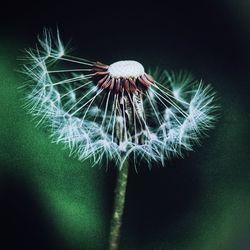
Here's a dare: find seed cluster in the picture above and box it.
[92,62,155,94]
[22,29,217,167]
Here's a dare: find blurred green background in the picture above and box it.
[1,0,250,249]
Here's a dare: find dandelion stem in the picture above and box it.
[109,159,129,250]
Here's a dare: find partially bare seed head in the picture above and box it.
[92,60,154,94]
[22,29,218,167]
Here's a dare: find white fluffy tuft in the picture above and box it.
[21,29,218,168]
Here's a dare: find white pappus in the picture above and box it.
[21,29,218,168]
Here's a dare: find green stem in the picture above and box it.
[109,159,129,250]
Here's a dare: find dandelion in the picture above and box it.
[21,29,217,250]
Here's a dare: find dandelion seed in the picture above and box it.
[21,29,218,250]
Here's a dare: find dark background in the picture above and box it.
[0,0,250,249]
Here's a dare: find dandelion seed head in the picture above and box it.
[21,29,218,168]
